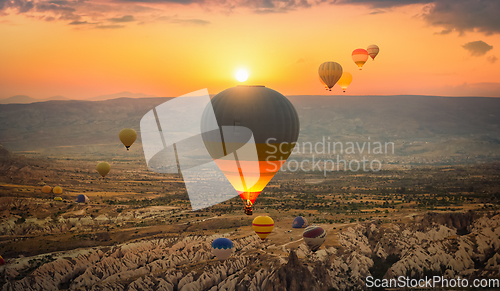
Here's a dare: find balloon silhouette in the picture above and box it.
[96,162,111,178]
[318,62,343,91]
[201,85,299,214]
[367,44,380,60]
[119,128,137,150]
[211,238,234,260]
[337,72,353,93]
[352,49,369,70]
[253,216,274,241]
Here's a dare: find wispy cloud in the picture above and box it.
[108,15,135,22]
[487,55,498,64]
[462,41,493,57]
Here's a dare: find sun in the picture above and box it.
[235,69,249,82]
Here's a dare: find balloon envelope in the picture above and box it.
[252,216,274,241]
[337,72,353,92]
[119,128,137,150]
[352,49,369,70]
[53,186,63,194]
[318,62,343,91]
[96,162,111,178]
[76,194,90,203]
[292,216,308,228]
[54,197,63,201]
[211,238,234,260]
[42,186,52,194]
[303,225,326,252]
[201,86,299,206]
[0,255,5,265]
[367,45,379,60]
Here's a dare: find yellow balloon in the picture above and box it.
[54,197,63,201]
[41,186,52,194]
[119,128,137,150]
[96,162,111,178]
[318,62,343,91]
[252,216,274,241]
[337,72,353,93]
[53,186,63,194]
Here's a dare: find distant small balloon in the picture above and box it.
[337,72,353,93]
[252,216,274,241]
[0,255,5,265]
[367,44,380,60]
[53,186,63,194]
[42,186,52,194]
[318,62,343,91]
[303,225,326,252]
[119,128,137,150]
[352,49,369,70]
[211,238,234,261]
[292,216,308,228]
[96,162,111,178]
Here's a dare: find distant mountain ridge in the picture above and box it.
[0,91,156,104]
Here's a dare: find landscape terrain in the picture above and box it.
[0,95,500,290]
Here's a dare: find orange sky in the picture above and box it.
[0,0,499,99]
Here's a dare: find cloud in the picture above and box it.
[487,56,498,64]
[69,20,88,25]
[170,18,210,25]
[95,24,125,29]
[108,15,135,22]
[295,57,306,64]
[462,41,493,57]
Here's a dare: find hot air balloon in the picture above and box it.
[53,186,63,194]
[367,44,379,60]
[54,197,63,201]
[303,225,326,252]
[42,186,52,194]
[0,255,5,265]
[211,238,234,260]
[318,76,328,90]
[119,128,137,150]
[201,85,299,215]
[292,216,308,228]
[96,162,111,178]
[352,49,369,70]
[252,216,274,241]
[76,194,90,203]
[318,62,343,91]
[337,72,353,93]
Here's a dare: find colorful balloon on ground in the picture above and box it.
[303,225,326,252]
[119,128,137,150]
[54,197,63,201]
[211,238,234,260]
[292,216,308,228]
[367,44,379,60]
[53,186,63,194]
[41,186,52,194]
[337,72,353,93]
[0,255,5,265]
[201,86,299,213]
[96,162,111,178]
[318,62,343,91]
[252,216,274,241]
[352,49,369,70]
[76,194,90,203]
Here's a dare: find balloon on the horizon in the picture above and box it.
[352,49,369,70]
[252,216,274,241]
[303,225,326,252]
[96,162,111,178]
[292,216,308,228]
[119,128,137,151]
[42,185,52,194]
[76,194,90,203]
[201,85,299,214]
[318,62,343,91]
[53,186,63,194]
[367,44,380,60]
[211,238,234,260]
[337,72,353,93]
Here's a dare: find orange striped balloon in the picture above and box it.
[252,216,274,241]
[352,48,369,70]
[367,44,379,60]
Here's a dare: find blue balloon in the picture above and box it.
[211,238,234,260]
[292,216,308,228]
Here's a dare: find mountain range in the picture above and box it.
[0,91,156,104]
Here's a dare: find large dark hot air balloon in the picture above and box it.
[201,85,300,215]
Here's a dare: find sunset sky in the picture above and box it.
[0,0,499,99]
